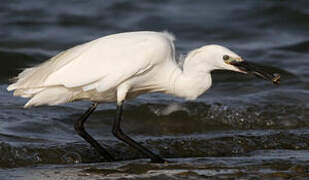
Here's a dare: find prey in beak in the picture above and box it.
[223,55,280,85]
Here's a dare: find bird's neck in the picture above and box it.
[167,61,212,100]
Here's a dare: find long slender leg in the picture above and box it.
[74,103,115,161]
[112,102,166,163]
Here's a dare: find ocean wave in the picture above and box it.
[0,49,41,83]
[1,130,309,168]
[277,40,309,53]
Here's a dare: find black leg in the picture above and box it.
[112,102,166,163]
[74,103,115,161]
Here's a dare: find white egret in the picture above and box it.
[7,31,280,163]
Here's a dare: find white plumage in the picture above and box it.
[8,31,245,108]
[7,31,280,163]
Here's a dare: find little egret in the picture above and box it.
[7,31,280,163]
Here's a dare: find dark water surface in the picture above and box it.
[1,0,309,179]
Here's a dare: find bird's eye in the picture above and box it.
[223,55,230,60]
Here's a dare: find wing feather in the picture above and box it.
[8,32,172,94]
[43,37,158,92]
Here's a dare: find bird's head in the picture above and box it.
[185,45,280,84]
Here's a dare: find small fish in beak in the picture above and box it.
[225,57,280,85]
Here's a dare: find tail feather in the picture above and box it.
[7,40,95,108]
[24,86,74,108]
[7,67,37,91]
[13,88,44,98]
[7,43,88,91]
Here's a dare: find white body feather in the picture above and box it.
[8,31,241,108]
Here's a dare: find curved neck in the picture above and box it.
[166,60,212,100]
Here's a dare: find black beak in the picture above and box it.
[230,61,280,85]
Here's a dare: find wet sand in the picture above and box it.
[2,151,309,180]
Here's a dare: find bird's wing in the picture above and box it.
[7,41,95,91]
[13,31,171,92]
